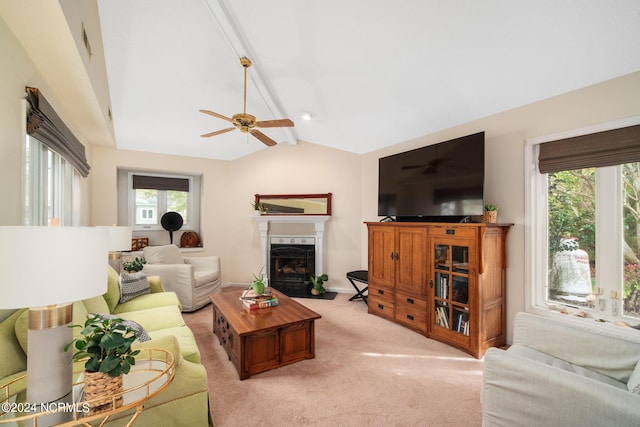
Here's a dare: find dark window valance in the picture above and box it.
[538,124,640,174]
[25,87,90,177]
[132,175,190,192]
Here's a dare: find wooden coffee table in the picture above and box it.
[210,288,321,380]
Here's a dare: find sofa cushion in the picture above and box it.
[82,295,110,314]
[114,305,185,332]
[628,361,640,394]
[112,291,181,314]
[143,244,184,264]
[104,265,123,313]
[507,344,627,390]
[147,276,165,293]
[513,312,640,383]
[148,326,201,364]
[119,271,151,303]
[0,309,27,380]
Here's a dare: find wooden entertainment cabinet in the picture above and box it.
[366,222,511,358]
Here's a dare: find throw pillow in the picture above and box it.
[628,360,640,395]
[119,271,151,303]
[89,313,151,342]
[142,244,184,264]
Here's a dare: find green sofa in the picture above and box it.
[0,266,211,426]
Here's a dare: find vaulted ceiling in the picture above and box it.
[19,1,640,160]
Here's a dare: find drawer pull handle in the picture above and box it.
[407,314,414,321]
[446,229,455,235]
[407,298,414,304]
[377,289,385,295]
[378,304,384,310]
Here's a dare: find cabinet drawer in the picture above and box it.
[429,226,477,238]
[368,292,394,319]
[395,293,427,333]
[369,284,393,300]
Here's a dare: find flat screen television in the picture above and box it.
[378,131,484,222]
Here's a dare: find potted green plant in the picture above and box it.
[308,273,329,296]
[65,315,140,413]
[252,267,266,295]
[251,202,266,215]
[483,204,498,223]
[122,257,145,273]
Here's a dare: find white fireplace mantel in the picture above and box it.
[253,215,330,281]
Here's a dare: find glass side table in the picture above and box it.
[0,348,175,426]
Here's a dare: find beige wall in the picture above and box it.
[0,16,32,225]
[0,13,94,226]
[360,71,640,339]
[91,141,362,290]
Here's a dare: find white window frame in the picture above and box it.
[126,171,196,232]
[23,134,80,226]
[525,116,640,321]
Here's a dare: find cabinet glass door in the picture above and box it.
[432,242,470,336]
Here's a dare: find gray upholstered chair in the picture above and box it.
[140,244,221,311]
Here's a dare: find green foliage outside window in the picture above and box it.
[548,164,640,317]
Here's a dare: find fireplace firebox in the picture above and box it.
[269,236,315,297]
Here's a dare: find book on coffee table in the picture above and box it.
[243,296,279,310]
[240,288,274,300]
[240,288,279,310]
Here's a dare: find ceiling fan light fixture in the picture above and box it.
[301,112,312,121]
[199,57,294,147]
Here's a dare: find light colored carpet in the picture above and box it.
[183,290,483,427]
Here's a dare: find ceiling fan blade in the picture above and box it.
[250,129,278,147]
[199,109,233,123]
[201,127,235,138]
[256,119,294,128]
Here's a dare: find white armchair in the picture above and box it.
[140,244,221,312]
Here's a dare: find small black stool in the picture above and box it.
[346,270,368,304]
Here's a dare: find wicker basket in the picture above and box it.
[482,210,498,223]
[83,371,124,414]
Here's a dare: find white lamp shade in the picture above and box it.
[0,226,109,309]
[98,226,133,251]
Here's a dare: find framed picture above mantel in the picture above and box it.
[255,193,332,216]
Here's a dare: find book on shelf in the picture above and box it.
[454,310,470,336]
[435,306,449,329]
[438,275,449,299]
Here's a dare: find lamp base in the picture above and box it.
[26,304,74,425]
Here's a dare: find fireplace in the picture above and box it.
[269,236,315,297]
[253,215,329,296]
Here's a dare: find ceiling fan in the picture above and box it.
[199,57,294,147]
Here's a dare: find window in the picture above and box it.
[23,88,87,226]
[526,119,640,321]
[119,170,201,235]
[23,135,80,226]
